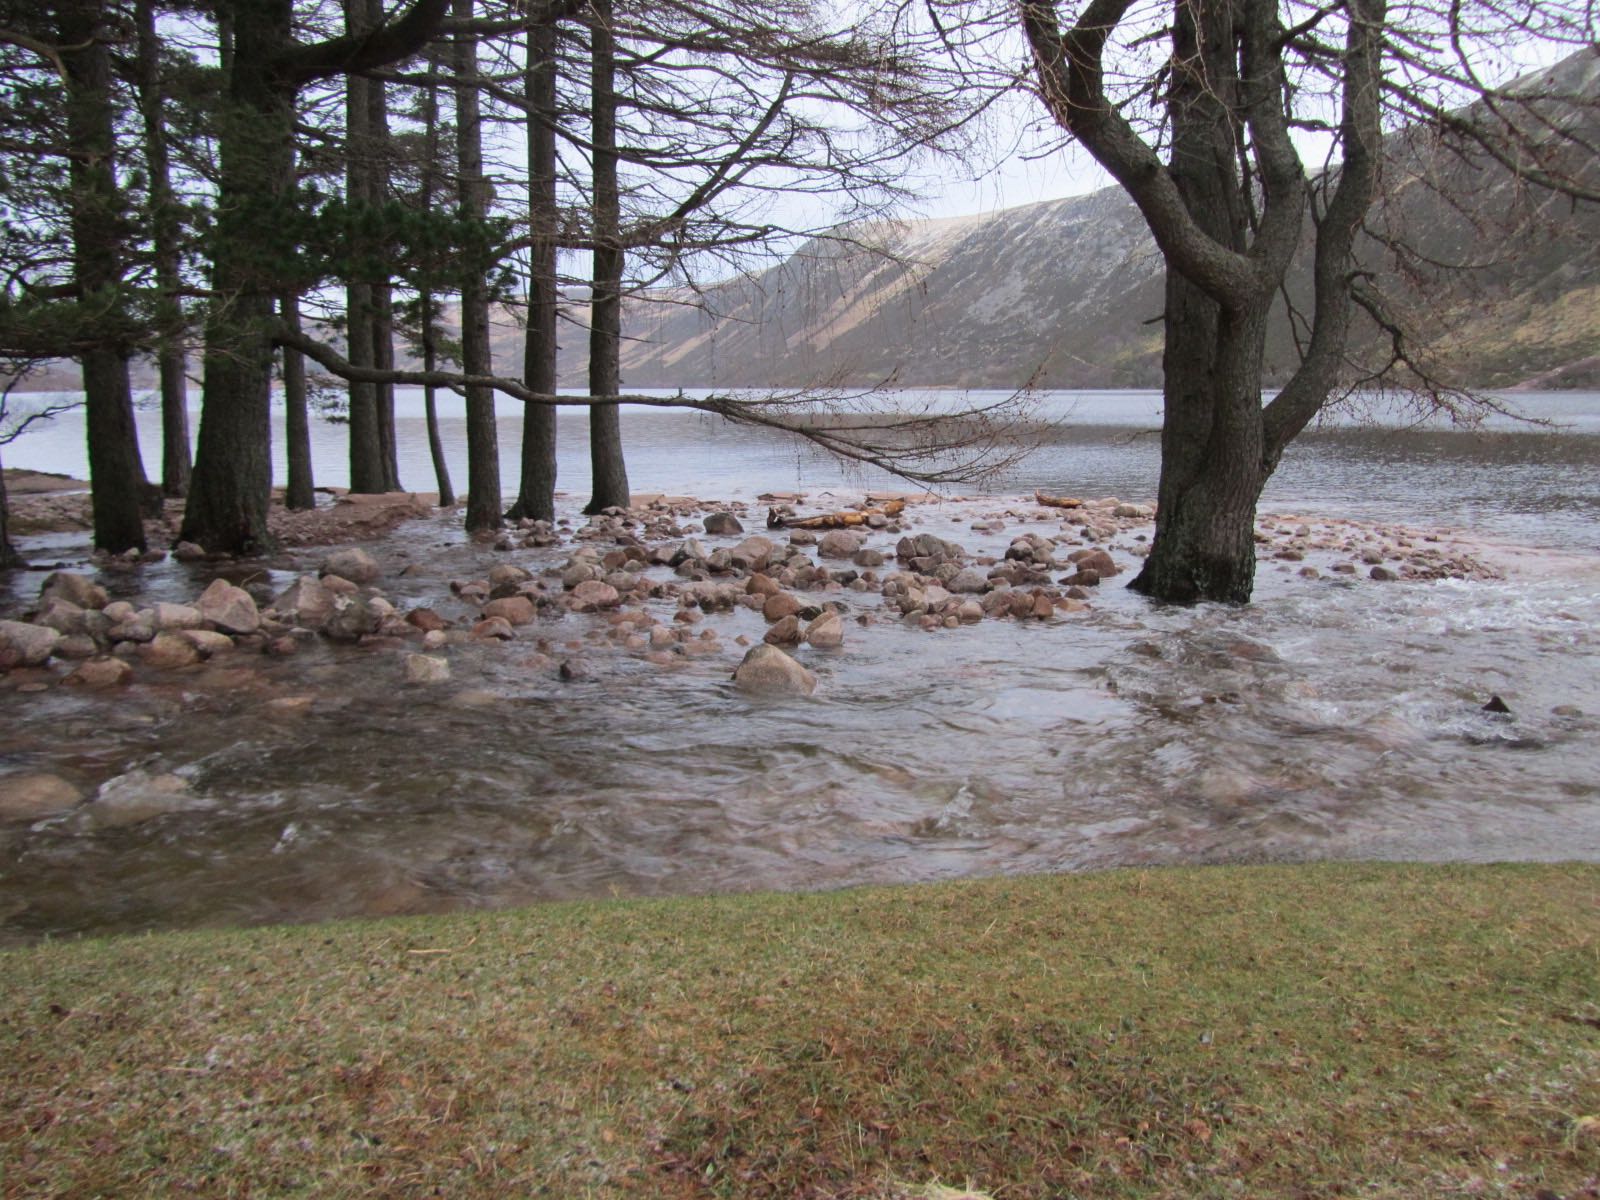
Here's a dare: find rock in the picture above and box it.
[817,529,864,559]
[54,634,100,660]
[195,578,260,634]
[321,547,381,584]
[263,635,301,658]
[34,598,88,636]
[264,695,315,718]
[471,616,516,640]
[65,657,134,688]
[948,567,989,594]
[1482,694,1512,714]
[179,629,236,658]
[957,600,984,624]
[107,614,156,644]
[895,533,965,567]
[732,644,817,696]
[729,535,777,570]
[320,573,360,596]
[703,511,744,535]
[0,772,82,820]
[82,770,198,827]
[482,595,537,626]
[559,658,591,681]
[403,653,452,684]
[746,573,781,597]
[0,620,61,667]
[1072,548,1120,576]
[570,580,621,611]
[102,601,136,623]
[764,614,804,645]
[266,575,335,627]
[172,540,207,562]
[1370,565,1399,581]
[140,631,202,669]
[421,629,448,651]
[40,570,108,611]
[487,564,532,595]
[143,603,200,633]
[322,595,381,642]
[853,547,886,568]
[762,592,804,622]
[804,610,845,648]
[406,607,449,632]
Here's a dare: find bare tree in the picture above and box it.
[1016,0,1598,602]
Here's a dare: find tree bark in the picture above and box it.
[584,0,629,514]
[344,0,384,494]
[183,0,445,554]
[417,44,454,507]
[368,0,402,493]
[454,0,501,532]
[135,0,191,500]
[281,290,315,510]
[509,19,560,521]
[0,450,19,569]
[181,0,293,555]
[60,0,149,555]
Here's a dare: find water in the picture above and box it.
[1,388,1598,943]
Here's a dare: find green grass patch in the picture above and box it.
[3,863,1599,1198]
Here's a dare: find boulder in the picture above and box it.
[732,644,817,696]
[39,570,108,611]
[762,592,804,622]
[703,511,744,535]
[172,540,207,562]
[322,595,382,642]
[81,770,198,828]
[817,529,864,559]
[570,580,621,611]
[65,657,134,688]
[266,575,335,627]
[948,567,990,594]
[54,634,100,660]
[763,614,804,645]
[0,772,83,820]
[405,607,449,633]
[179,629,236,658]
[140,631,202,669]
[729,535,777,570]
[471,615,516,640]
[482,596,537,626]
[151,602,204,631]
[403,653,452,684]
[1071,548,1120,577]
[321,547,382,584]
[34,598,89,636]
[804,610,845,648]
[195,578,260,635]
[487,564,533,595]
[0,620,61,667]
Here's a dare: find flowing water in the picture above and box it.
[1,389,1597,944]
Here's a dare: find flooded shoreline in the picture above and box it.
[2,484,1597,946]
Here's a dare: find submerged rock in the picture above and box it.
[321,547,382,584]
[404,653,452,684]
[0,772,82,821]
[39,571,108,611]
[732,644,817,696]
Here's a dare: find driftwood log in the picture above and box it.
[1034,491,1084,510]
[767,498,907,530]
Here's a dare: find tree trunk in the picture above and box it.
[454,0,501,532]
[181,0,295,555]
[510,19,559,522]
[136,0,191,499]
[281,290,315,510]
[417,47,454,507]
[420,290,455,506]
[344,0,384,494]
[61,0,149,555]
[0,447,22,569]
[584,0,629,514]
[368,5,402,494]
[1127,0,1260,604]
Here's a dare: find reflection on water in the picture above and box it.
[1,391,1599,943]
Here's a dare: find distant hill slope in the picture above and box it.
[553,49,1600,392]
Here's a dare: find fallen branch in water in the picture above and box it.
[1034,490,1084,509]
[766,498,907,529]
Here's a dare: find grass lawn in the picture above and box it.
[3,862,1599,1198]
